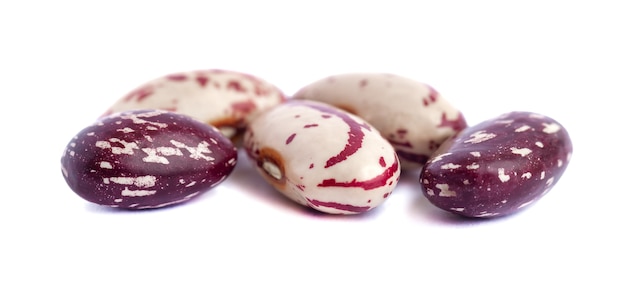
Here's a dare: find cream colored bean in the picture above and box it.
[105,69,286,139]
[294,73,466,169]
[243,100,400,214]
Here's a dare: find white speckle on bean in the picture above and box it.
[542,122,561,134]
[510,147,532,157]
[170,140,215,161]
[441,163,461,170]
[436,183,456,197]
[557,159,563,167]
[515,125,531,132]
[498,168,510,183]
[535,141,544,148]
[100,161,113,169]
[121,187,157,197]
[521,172,532,179]
[466,163,480,170]
[540,171,546,180]
[470,151,481,157]
[464,130,496,144]
[108,175,157,188]
[117,127,135,133]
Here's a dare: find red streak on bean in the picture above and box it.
[318,157,399,190]
[124,86,154,102]
[304,124,319,128]
[359,79,368,87]
[227,80,247,93]
[167,74,187,81]
[427,87,438,102]
[231,100,257,114]
[379,156,386,167]
[309,163,314,169]
[438,112,467,131]
[306,198,371,213]
[285,133,296,145]
[303,103,369,168]
[196,74,209,87]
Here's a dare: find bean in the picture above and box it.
[419,111,573,218]
[104,69,286,139]
[293,73,467,169]
[61,110,238,209]
[243,100,400,214]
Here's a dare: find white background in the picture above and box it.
[1,1,624,281]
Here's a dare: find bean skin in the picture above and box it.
[293,73,467,169]
[104,69,286,140]
[243,100,401,214]
[61,110,238,209]
[419,111,573,218]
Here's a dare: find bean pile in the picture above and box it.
[60,69,573,218]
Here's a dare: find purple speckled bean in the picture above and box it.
[419,111,573,218]
[61,110,238,209]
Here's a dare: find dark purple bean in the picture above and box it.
[419,111,572,218]
[61,110,238,209]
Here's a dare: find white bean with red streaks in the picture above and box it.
[293,73,467,169]
[243,100,401,214]
[105,69,286,139]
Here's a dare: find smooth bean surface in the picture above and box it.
[61,110,238,209]
[419,111,573,218]
[244,100,400,214]
[105,69,286,139]
[294,73,467,168]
